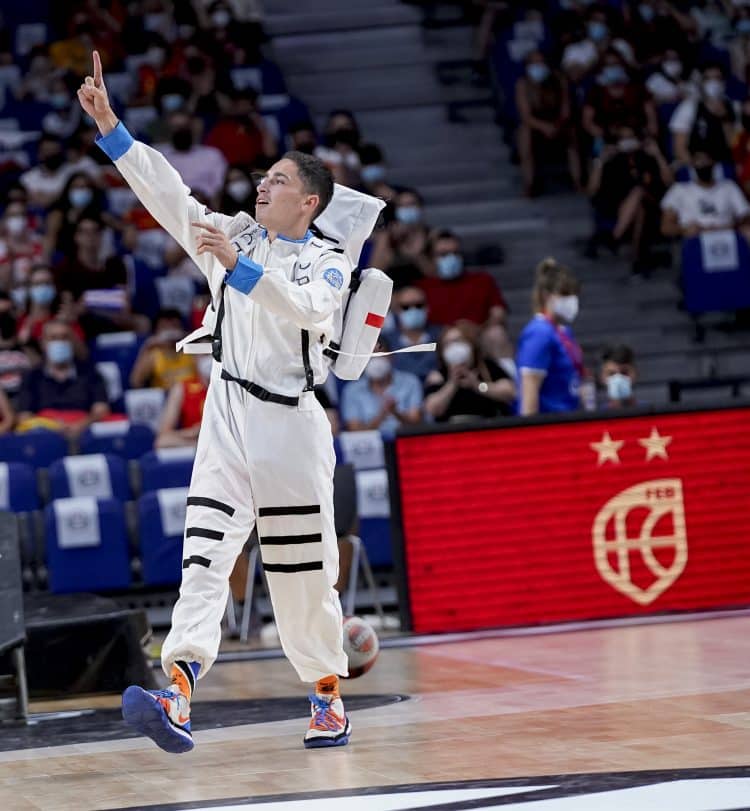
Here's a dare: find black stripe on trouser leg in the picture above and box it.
[183,555,211,569]
[259,533,322,546]
[262,561,323,573]
[186,497,235,517]
[258,505,320,517]
[186,527,224,540]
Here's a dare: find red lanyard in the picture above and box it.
[544,315,584,377]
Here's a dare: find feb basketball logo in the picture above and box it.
[588,428,688,605]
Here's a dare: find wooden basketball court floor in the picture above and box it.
[1,613,750,810]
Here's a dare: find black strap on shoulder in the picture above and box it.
[212,280,227,362]
[301,330,314,391]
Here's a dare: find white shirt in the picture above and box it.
[645,73,684,104]
[156,144,228,199]
[661,180,750,229]
[669,97,699,134]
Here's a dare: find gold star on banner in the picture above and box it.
[590,431,625,465]
[639,427,672,461]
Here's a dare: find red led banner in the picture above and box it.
[394,408,750,633]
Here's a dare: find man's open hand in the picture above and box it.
[192,222,239,269]
[77,51,118,135]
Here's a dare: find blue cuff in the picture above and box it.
[95,121,134,161]
[226,254,264,295]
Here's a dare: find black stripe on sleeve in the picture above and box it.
[186,497,235,517]
[259,533,322,546]
[262,561,323,573]
[258,505,320,517]
[183,555,211,569]
[186,527,225,541]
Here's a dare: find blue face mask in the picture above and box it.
[527,63,550,83]
[738,19,750,35]
[30,284,56,306]
[361,164,386,184]
[638,4,655,22]
[69,187,93,208]
[399,306,427,331]
[587,21,608,42]
[436,253,464,280]
[161,93,185,113]
[395,206,421,225]
[600,65,627,85]
[606,372,633,401]
[46,339,73,365]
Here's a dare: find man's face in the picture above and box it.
[75,219,101,252]
[254,159,317,232]
[600,360,636,386]
[397,287,426,312]
[42,321,71,347]
[434,236,461,260]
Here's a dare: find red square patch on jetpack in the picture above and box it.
[365,312,385,328]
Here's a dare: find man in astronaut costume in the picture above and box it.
[78,52,383,752]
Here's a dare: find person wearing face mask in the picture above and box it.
[20,136,74,209]
[661,148,750,239]
[645,49,689,105]
[44,171,106,260]
[156,353,213,449]
[424,325,514,422]
[340,346,423,439]
[370,188,432,278]
[159,112,227,200]
[516,50,580,196]
[0,201,44,291]
[315,109,362,186]
[516,258,584,416]
[417,230,507,328]
[588,127,672,274]
[598,344,638,409]
[0,292,32,407]
[15,318,110,439]
[381,286,439,382]
[217,167,258,217]
[358,143,396,201]
[732,98,750,199]
[130,309,198,390]
[205,87,278,169]
[561,10,635,84]
[670,63,736,166]
[582,51,658,153]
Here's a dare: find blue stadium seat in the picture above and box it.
[0,462,39,511]
[91,332,145,388]
[0,430,68,469]
[355,468,392,567]
[139,448,195,493]
[79,421,155,460]
[358,517,392,569]
[682,232,750,314]
[137,487,188,587]
[48,454,132,502]
[45,497,131,593]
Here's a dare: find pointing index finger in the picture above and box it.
[93,50,103,87]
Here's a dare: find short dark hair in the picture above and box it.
[601,343,635,366]
[282,150,334,220]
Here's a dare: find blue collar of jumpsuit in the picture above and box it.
[261,228,313,244]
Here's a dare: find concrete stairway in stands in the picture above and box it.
[265,1,750,405]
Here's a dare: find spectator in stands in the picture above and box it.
[0,200,44,290]
[732,97,750,198]
[42,72,84,139]
[216,166,257,216]
[0,293,32,406]
[599,343,638,409]
[286,121,318,155]
[625,2,692,64]
[43,172,109,260]
[15,319,110,438]
[670,63,737,165]
[424,325,515,423]
[562,6,635,84]
[341,351,423,439]
[515,49,580,196]
[157,111,228,200]
[358,143,397,202]
[16,49,56,103]
[587,127,673,274]
[582,49,658,156]
[516,257,583,416]
[204,88,277,168]
[156,354,212,449]
[418,230,507,328]
[316,109,362,185]
[381,285,439,382]
[370,188,431,280]
[661,148,750,239]
[16,265,87,360]
[730,4,750,84]
[130,308,197,390]
[478,321,517,382]
[57,216,149,336]
[645,49,690,106]
[19,136,74,209]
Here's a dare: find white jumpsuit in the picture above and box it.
[97,124,352,682]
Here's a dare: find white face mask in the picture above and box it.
[365,357,391,381]
[606,372,633,401]
[442,340,473,367]
[552,294,579,323]
[703,78,725,99]
[227,179,252,202]
[663,59,682,78]
[5,215,26,236]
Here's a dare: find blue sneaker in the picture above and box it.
[303,694,351,749]
[122,685,194,754]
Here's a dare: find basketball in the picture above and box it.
[342,616,380,678]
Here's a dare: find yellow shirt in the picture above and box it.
[150,349,197,390]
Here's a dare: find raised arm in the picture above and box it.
[77,51,238,291]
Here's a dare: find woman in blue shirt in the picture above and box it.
[516,257,584,415]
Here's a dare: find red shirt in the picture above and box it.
[204,119,264,167]
[180,378,207,429]
[417,270,507,326]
